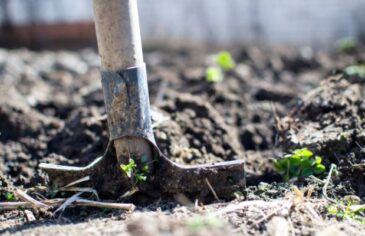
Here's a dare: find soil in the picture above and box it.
[0,45,365,235]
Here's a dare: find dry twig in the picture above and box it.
[322,164,337,204]
[205,178,220,202]
[14,189,50,209]
[55,192,83,213]
[0,198,135,211]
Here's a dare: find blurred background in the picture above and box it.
[0,0,364,49]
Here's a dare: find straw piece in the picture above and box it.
[15,189,50,209]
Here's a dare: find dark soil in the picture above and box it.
[281,76,365,198]
[0,46,364,235]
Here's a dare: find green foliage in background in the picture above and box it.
[187,215,223,230]
[336,37,356,53]
[215,51,236,70]
[344,64,365,78]
[205,66,224,83]
[205,51,235,83]
[273,148,325,181]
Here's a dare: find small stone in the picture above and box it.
[24,210,36,222]
[159,132,167,140]
[267,216,289,236]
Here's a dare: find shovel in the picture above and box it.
[40,0,245,199]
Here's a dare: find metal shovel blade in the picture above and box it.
[40,141,245,199]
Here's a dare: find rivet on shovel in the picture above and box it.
[40,0,245,199]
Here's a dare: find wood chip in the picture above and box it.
[24,210,36,222]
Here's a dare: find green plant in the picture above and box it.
[215,51,235,70]
[327,201,365,224]
[205,66,224,83]
[205,51,235,83]
[273,148,325,181]
[134,171,147,182]
[344,64,365,78]
[336,37,356,52]
[120,159,136,177]
[120,158,149,183]
[4,192,14,201]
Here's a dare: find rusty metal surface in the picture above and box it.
[101,65,155,142]
[156,158,245,198]
[40,142,132,199]
[41,139,245,199]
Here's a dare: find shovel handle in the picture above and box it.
[93,0,143,69]
[93,0,152,165]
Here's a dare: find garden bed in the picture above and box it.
[0,46,364,235]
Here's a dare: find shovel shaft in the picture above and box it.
[93,0,143,69]
[93,0,152,164]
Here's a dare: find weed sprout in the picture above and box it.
[205,66,224,83]
[120,158,149,183]
[336,37,356,53]
[4,192,14,201]
[273,148,325,181]
[205,51,235,83]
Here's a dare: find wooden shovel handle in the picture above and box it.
[93,0,143,70]
[93,0,152,164]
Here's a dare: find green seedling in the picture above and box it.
[273,148,325,182]
[141,164,149,173]
[4,192,14,201]
[120,159,136,177]
[120,158,148,183]
[336,37,356,53]
[215,50,236,70]
[327,200,365,224]
[205,51,235,83]
[205,66,223,83]
[344,64,365,78]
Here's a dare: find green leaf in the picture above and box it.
[4,192,14,201]
[273,160,283,171]
[290,166,301,178]
[300,159,312,168]
[293,148,313,158]
[134,172,147,182]
[215,51,235,70]
[302,167,314,177]
[288,156,301,166]
[205,66,224,83]
[141,164,149,173]
[120,159,136,177]
[314,164,326,174]
[327,205,338,214]
[336,37,356,52]
[349,204,365,213]
[273,147,325,181]
[315,156,322,164]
